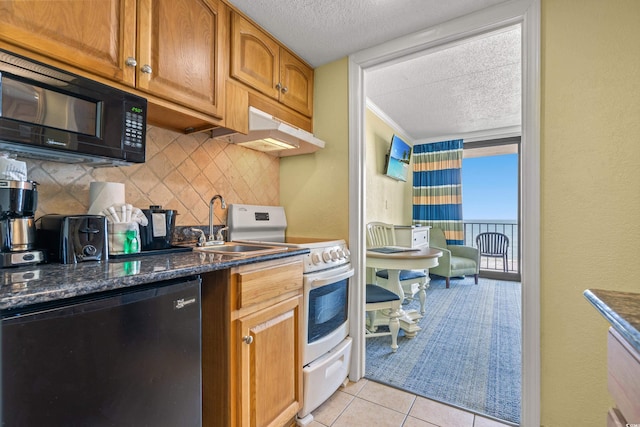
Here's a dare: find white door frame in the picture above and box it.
[347,1,540,425]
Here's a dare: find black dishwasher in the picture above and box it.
[1,276,202,426]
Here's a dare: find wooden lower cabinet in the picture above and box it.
[203,257,304,427]
[237,295,302,427]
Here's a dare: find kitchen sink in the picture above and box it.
[192,243,287,256]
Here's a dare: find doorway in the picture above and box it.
[347,1,540,426]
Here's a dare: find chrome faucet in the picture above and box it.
[209,194,227,243]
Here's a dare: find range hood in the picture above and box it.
[226,107,325,157]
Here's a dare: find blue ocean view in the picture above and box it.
[464,219,517,228]
[386,156,409,181]
[464,219,518,245]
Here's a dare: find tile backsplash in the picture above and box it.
[26,126,280,226]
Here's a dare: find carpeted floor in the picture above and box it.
[365,276,521,424]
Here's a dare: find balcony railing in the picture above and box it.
[463,221,519,274]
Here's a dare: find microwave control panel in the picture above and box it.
[123,104,146,152]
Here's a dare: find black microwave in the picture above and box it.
[0,49,146,166]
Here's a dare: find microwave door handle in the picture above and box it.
[309,268,354,289]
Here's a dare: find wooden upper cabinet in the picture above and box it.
[230,12,280,100]
[0,0,224,120]
[137,0,224,118]
[279,49,314,117]
[230,12,313,117]
[0,0,136,85]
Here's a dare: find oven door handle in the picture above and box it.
[309,268,354,289]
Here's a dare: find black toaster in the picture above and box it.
[38,214,108,264]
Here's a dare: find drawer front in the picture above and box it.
[395,227,429,248]
[237,261,303,309]
[413,230,429,247]
[608,328,640,423]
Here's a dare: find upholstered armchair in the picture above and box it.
[429,228,479,288]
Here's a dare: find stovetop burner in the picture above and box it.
[228,204,350,273]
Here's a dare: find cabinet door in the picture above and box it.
[238,296,302,427]
[137,0,224,118]
[230,12,280,100]
[279,49,314,117]
[0,0,136,85]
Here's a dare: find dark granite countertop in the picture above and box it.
[584,288,640,352]
[0,247,309,312]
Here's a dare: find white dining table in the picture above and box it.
[366,246,442,337]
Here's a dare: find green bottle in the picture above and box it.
[124,230,139,254]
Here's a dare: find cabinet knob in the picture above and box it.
[243,335,253,345]
[275,82,282,91]
[141,64,153,74]
[125,57,137,67]
[280,86,288,94]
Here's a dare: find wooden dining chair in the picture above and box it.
[366,221,428,314]
[365,283,401,352]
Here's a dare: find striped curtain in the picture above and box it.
[412,139,464,245]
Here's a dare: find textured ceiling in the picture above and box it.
[367,25,521,142]
[227,0,521,142]
[227,0,509,68]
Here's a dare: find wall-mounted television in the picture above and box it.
[384,134,412,181]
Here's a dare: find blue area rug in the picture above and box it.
[365,276,521,424]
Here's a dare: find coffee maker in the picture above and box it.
[0,180,44,267]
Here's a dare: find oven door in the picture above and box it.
[303,264,354,366]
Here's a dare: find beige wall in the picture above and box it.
[28,127,280,226]
[365,108,413,225]
[280,57,350,242]
[541,0,640,425]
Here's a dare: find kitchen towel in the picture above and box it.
[87,182,125,215]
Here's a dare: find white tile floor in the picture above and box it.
[307,379,514,427]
